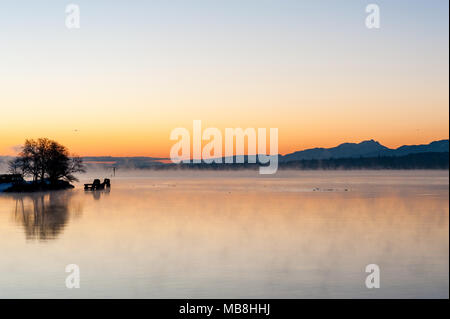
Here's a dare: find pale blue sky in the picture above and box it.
[0,1,448,156]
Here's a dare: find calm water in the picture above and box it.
[0,170,448,298]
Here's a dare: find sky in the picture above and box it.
[0,0,448,157]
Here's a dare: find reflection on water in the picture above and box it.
[85,189,110,201]
[0,170,448,298]
[10,192,82,241]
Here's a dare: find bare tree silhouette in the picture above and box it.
[8,138,85,187]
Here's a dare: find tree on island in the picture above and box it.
[9,138,85,186]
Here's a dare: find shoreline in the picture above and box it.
[0,180,74,193]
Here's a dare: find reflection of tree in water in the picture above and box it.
[12,192,82,241]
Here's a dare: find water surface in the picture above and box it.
[0,170,448,298]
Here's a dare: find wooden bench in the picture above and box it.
[84,179,111,191]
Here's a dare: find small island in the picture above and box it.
[0,138,85,193]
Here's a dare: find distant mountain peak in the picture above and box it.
[361,139,378,144]
[334,139,388,151]
[338,139,381,146]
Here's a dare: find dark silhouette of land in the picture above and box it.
[277,152,449,170]
[280,139,449,161]
[0,139,448,173]
[148,152,449,171]
[1,138,85,192]
[73,139,449,170]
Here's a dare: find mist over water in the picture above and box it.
[0,170,448,298]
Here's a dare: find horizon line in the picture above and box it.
[1,138,448,158]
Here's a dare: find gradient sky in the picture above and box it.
[0,0,448,157]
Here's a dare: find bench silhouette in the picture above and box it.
[84,179,111,191]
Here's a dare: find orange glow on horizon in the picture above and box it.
[1,129,448,158]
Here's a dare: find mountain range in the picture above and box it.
[280,139,449,162]
[0,139,448,171]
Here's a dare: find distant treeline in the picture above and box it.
[148,152,449,170]
[278,152,449,170]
